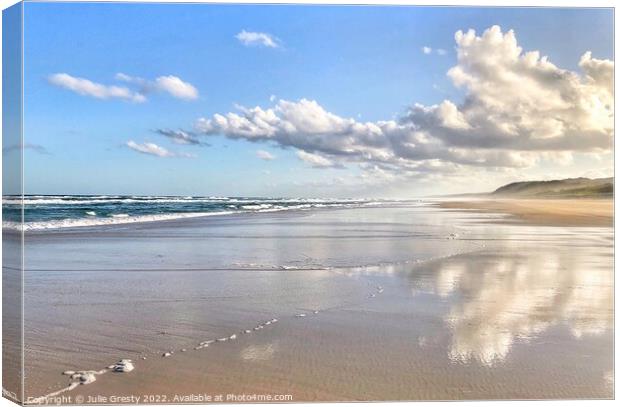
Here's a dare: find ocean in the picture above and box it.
[2,195,401,231]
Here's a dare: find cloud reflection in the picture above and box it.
[410,248,612,366]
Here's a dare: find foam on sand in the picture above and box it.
[111,359,135,372]
[29,359,133,404]
[31,285,381,402]
[10,211,235,231]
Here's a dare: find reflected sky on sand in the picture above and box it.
[336,222,613,371]
[407,230,613,367]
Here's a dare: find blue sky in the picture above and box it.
[16,3,614,197]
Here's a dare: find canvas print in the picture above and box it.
[1,1,614,404]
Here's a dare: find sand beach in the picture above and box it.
[4,200,611,403]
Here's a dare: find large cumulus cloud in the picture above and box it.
[408,26,613,152]
[194,26,613,181]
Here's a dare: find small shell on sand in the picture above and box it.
[141,356,147,360]
[229,334,237,340]
[62,371,76,376]
[244,329,252,334]
[295,313,307,318]
[162,352,172,357]
[194,346,203,350]
[181,349,187,352]
[253,327,261,331]
[313,310,319,314]
[370,293,376,298]
[265,321,271,325]
[270,318,278,323]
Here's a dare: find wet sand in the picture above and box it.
[437,198,613,226]
[9,203,613,403]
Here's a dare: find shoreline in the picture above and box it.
[6,201,420,234]
[436,198,613,227]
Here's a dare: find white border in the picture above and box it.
[0,2,617,407]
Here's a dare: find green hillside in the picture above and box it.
[492,177,613,198]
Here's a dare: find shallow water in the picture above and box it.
[15,204,613,402]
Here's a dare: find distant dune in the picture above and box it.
[492,177,613,198]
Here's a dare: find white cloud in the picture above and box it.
[195,97,544,172]
[236,30,280,48]
[116,73,199,100]
[297,151,340,168]
[48,73,146,103]
[406,25,614,153]
[423,47,447,56]
[50,73,199,102]
[195,25,613,188]
[126,141,172,157]
[154,76,199,100]
[256,150,275,160]
[125,140,195,158]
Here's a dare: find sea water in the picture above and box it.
[2,195,409,231]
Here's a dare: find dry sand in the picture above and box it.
[438,198,613,227]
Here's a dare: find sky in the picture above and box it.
[9,2,614,197]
